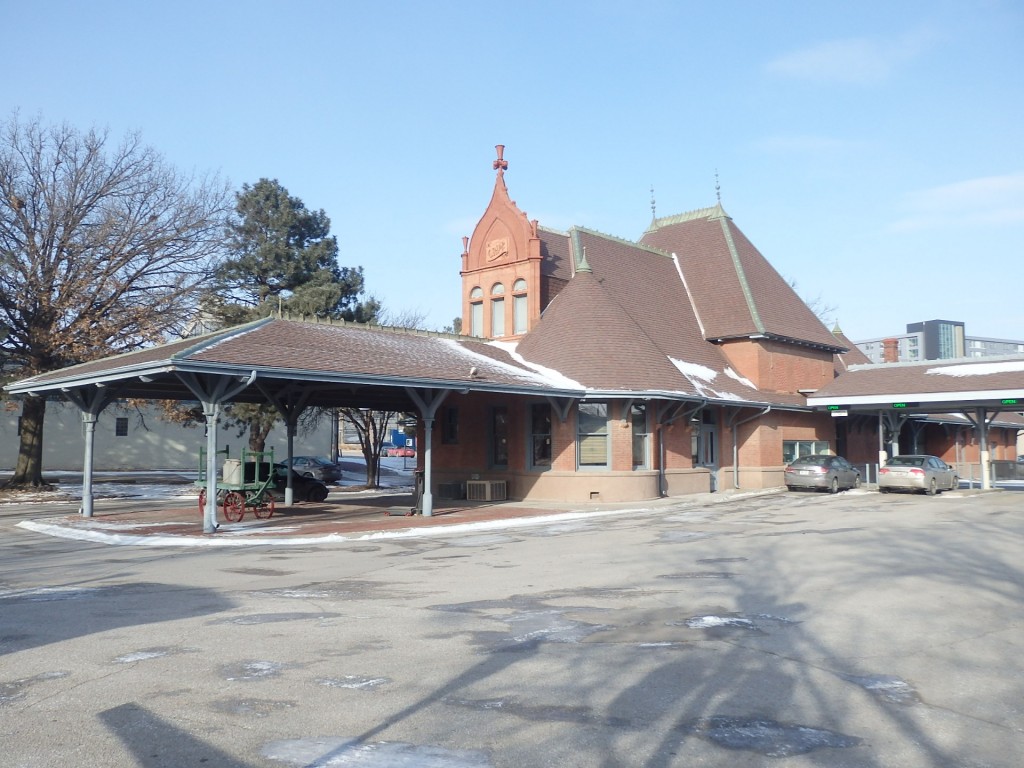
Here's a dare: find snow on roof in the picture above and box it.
[669,357,716,382]
[439,338,583,390]
[926,360,1024,377]
[669,357,745,401]
[487,340,587,390]
[725,367,757,389]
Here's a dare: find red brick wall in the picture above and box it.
[718,339,834,394]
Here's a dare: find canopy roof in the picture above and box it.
[807,356,1024,417]
[5,317,589,410]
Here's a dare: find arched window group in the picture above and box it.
[469,278,528,338]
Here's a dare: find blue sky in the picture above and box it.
[5,0,1023,343]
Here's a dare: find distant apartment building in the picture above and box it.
[856,319,1024,363]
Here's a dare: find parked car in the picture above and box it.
[379,442,414,457]
[273,463,330,502]
[784,454,861,493]
[280,456,342,484]
[878,455,959,495]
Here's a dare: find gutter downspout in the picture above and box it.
[728,406,771,489]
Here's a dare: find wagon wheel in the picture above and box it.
[253,493,275,520]
[198,488,206,515]
[223,491,246,522]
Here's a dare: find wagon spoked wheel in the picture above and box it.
[198,488,207,515]
[253,494,275,520]
[223,491,246,522]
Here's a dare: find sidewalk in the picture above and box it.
[13,487,712,547]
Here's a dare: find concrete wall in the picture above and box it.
[1,401,333,471]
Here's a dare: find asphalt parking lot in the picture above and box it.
[1,487,1022,767]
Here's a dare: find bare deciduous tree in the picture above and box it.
[340,408,398,487]
[0,114,230,487]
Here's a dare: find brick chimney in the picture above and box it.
[882,338,900,363]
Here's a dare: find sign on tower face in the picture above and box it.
[486,237,509,262]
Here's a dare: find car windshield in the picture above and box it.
[888,456,926,467]
[790,455,828,466]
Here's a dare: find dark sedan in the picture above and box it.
[272,464,330,502]
[280,456,342,484]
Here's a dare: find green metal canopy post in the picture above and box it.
[62,385,117,518]
[179,371,257,533]
[405,387,451,517]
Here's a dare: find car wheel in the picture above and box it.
[926,478,937,496]
[786,485,795,492]
[879,487,888,494]
[854,475,861,490]
[829,477,839,494]
[307,484,329,503]
[950,475,959,491]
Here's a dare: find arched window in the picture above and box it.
[469,287,483,337]
[490,283,505,337]
[512,278,528,335]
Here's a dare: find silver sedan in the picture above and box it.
[785,454,861,493]
[878,455,959,495]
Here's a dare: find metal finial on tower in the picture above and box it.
[650,185,656,220]
[577,245,592,273]
[714,169,721,203]
[493,145,508,174]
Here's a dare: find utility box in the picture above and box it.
[466,480,507,501]
[222,459,242,485]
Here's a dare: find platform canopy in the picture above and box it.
[807,355,1024,490]
[5,316,590,525]
[805,356,1024,416]
[5,316,588,408]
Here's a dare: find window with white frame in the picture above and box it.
[469,287,483,337]
[529,402,552,469]
[490,282,505,338]
[577,402,609,469]
[491,406,509,467]
[630,402,649,469]
[513,278,528,335]
[782,440,830,464]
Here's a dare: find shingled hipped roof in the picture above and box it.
[641,204,844,351]
[517,227,807,408]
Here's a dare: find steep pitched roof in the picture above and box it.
[538,226,573,281]
[641,205,843,351]
[832,323,872,373]
[515,256,696,394]
[516,227,805,406]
